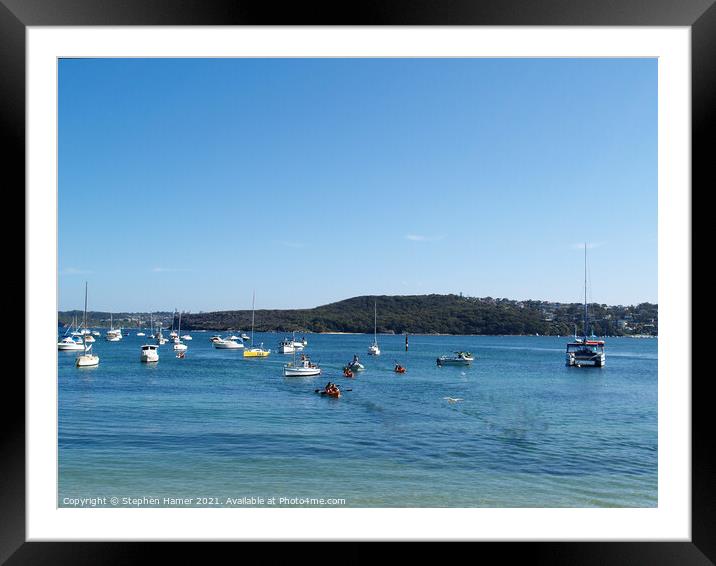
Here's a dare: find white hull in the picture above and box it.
[437,359,472,366]
[58,341,84,351]
[182,335,192,340]
[368,345,380,356]
[173,343,188,351]
[284,356,320,376]
[140,345,159,362]
[566,352,606,367]
[347,361,365,371]
[76,354,99,367]
[137,332,146,337]
[283,367,321,377]
[213,339,244,349]
[279,344,296,354]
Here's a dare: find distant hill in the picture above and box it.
[59,294,658,336]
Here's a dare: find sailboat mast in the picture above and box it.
[82,282,88,351]
[251,290,256,347]
[374,301,377,342]
[584,242,588,339]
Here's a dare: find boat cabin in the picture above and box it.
[565,340,605,367]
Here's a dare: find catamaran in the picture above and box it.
[76,282,100,367]
[565,243,606,368]
[244,291,270,358]
[367,300,380,356]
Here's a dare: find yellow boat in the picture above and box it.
[243,344,270,358]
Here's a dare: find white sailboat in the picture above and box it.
[156,324,167,345]
[565,243,606,368]
[173,312,188,351]
[169,309,179,339]
[243,291,270,357]
[76,282,100,367]
[368,300,380,356]
[105,313,122,341]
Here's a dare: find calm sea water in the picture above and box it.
[58,333,657,507]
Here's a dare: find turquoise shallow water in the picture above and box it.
[58,333,657,507]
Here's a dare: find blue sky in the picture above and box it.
[59,58,657,312]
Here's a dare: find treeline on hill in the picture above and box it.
[60,295,658,336]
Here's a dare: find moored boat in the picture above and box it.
[213,337,244,349]
[367,301,380,355]
[75,282,100,367]
[140,344,159,363]
[283,354,321,377]
[436,351,474,366]
[278,337,296,354]
[58,336,84,351]
[566,243,606,368]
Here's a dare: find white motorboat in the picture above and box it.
[210,335,222,343]
[181,334,192,341]
[291,336,306,349]
[436,351,474,366]
[283,353,321,377]
[278,338,296,354]
[75,282,100,367]
[368,301,380,355]
[240,333,251,341]
[92,331,100,336]
[83,334,95,343]
[213,337,244,349]
[140,344,159,363]
[566,244,606,368]
[346,354,365,372]
[58,336,84,351]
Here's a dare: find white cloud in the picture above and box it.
[277,241,305,249]
[406,234,446,242]
[151,267,191,273]
[571,241,607,250]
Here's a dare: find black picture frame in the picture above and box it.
[6,1,705,562]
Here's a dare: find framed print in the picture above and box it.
[6,0,708,562]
